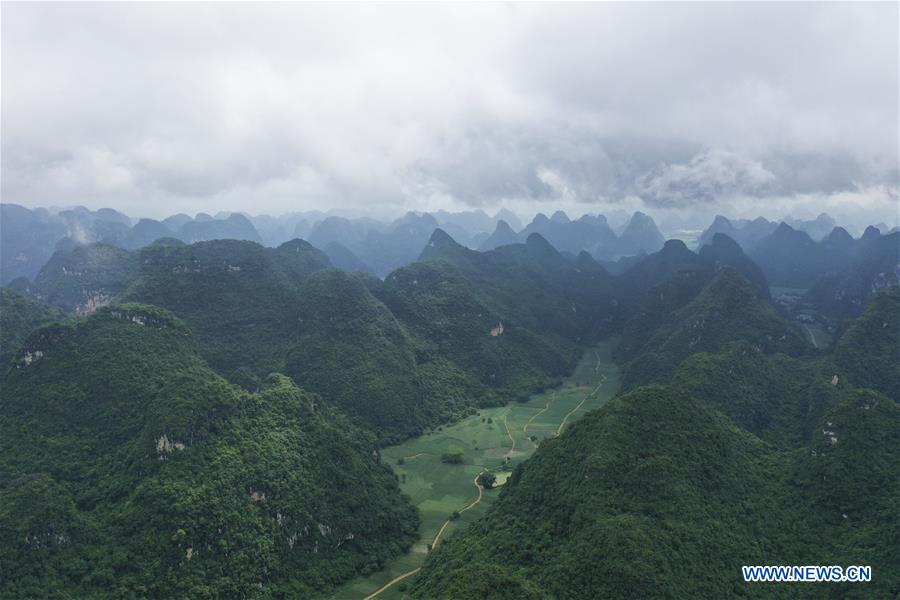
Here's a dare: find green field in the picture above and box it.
[330,340,621,599]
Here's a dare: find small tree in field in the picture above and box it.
[477,470,497,489]
[441,445,464,464]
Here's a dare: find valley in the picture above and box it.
[333,341,621,599]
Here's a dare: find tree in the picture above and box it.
[441,445,464,464]
[477,471,497,489]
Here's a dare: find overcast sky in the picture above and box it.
[2,2,898,227]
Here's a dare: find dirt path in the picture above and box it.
[503,417,515,454]
[403,452,431,461]
[556,378,605,437]
[362,568,422,600]
[804,324,819,349]
[523,392,556,447]
[363,471,486,599]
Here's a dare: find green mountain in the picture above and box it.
[0,304,417,598]
[0,287,65,380]
[419,229,619,343]
[283,269,425,442]
[621,267,807,389]
[378,259,573,404]
[31,243,135,314]
[830,284,899,401]
[123,239,331,377]
[412,324,898,599]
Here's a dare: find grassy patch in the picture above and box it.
[330,340,621,599]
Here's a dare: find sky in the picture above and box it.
[2,2,898,228]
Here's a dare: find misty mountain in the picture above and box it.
[0,204,68,284]
[319,241,373,274]
[784,213,837,241]
[749,223,899,296]
[806,231,900,317]
[478,219,520,251]
[178,213,262,244]
[615,211,666,256]
[698,215,779,250]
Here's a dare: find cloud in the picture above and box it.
[1,3,897,221]
[637,149,776,207]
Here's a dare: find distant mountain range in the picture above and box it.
[3,202,897,597]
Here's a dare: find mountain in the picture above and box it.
[0,304,417,597]
[432,209,496,235]
[31,243,135,314]
[411,289,899,598]
[283,269,424,441]
[615,211,665,256]
[697,215,739,248]
[495,208,523,231]
[378,257,573,404]
[698,215,778,251]
[0,204,68,284]
[420,229,619,343]
[361,212,441,276]
[805,231,900,317]
[319,241,373,274]
[785,213,836,241]
[23,234,599,441]
[830,285,899,401]
[749,222,821,287]
[0,288,64,381]
[123,239,331,378]
[162,213,192,231]
[616,239,707,300]
[698,233,769,297]
[308,216,373,249]
[178,213,263,244]
[123,218,173,249]
[518,213,617,257]
[620,267,808,388]
[478,219,520,251]
[308,213,438,276]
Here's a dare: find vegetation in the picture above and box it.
[619,268,808,389]
[411,286,899,599]
[441,446,465,464]
[477,471,497,489]
[0,287,65,381]
[0,305,418,597]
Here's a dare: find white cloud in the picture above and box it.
[1,2,897,221]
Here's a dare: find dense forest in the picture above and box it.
[1,212,897,597]
[411,286,899,599]
[0,305,418,597]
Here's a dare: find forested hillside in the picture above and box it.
[0,305,418,598]
[0,288,65,380]
[412,288,900,598]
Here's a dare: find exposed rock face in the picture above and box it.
[490,322,504,337]
[155,434,186,459]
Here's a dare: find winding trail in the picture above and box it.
[523,392,556,446]
[362,568,421,600]
[364,471,486,599]
[556,378,605,437]
[503,417,516,454]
